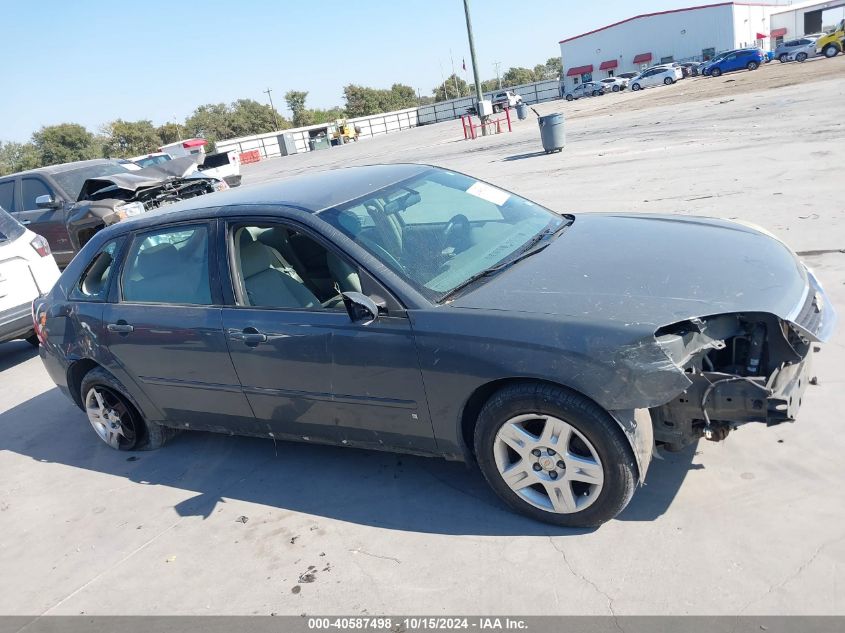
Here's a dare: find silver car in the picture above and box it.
[565,82,605,101]
[774,37,817,62]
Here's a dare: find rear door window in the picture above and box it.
[0,180,16,212]
[121,224,212,305]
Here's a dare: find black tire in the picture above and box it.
[747,61,759,70]
[473,383,637,528]
[664,77,673,85]
[631,83,641,91]
[823,44,839,58]
[565,94,574,101]
[779,54,788,63]
[795,53,807,63]
[612,85,620,92]
[25,334,39,347]
[711,67,722,77]
[80,367,176,451]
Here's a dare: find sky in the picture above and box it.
[2,0,747,141]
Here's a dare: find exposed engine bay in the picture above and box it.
[651,311,815,450]
[67,156,223,250]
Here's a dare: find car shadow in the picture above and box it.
[0,340,38,372]
[1,388,697,535]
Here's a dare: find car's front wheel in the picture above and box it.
[663,77,674,85]
[747,61,760,70]
[795,53,807,63]
[474,383,637,528]
[631,83,641,91]
[711,67,722,77]
[779,53,788,63]
[612,85,620,92]
[565,94,574,101]
[80,367,175,451]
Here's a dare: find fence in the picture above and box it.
[215,79,563,158]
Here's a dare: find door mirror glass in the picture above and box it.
[342,291,379,324]
[35,194,59,209]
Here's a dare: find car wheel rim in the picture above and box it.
[85,387,136,450]
[493,413,604,514]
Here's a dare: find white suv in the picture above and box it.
[629,66,683,90]
[491,91,523,111]
[0,207,61,345]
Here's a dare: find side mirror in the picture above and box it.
[341,291,380,325]
[35,194,60,209]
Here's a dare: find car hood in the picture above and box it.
[76,156,202,201]
[451,213,815,333]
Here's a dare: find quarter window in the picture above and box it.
[122,225,211,305]
[21,178,53,210]
[71,239,122,301]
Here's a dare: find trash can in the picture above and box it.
[538,113,565,153]
[516,102,529,120]
[308,138,317,151]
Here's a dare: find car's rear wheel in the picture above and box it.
[779,53,788,63]
[663,77,673,85]
[80,367,174,451]
[747,61,760,70]
[631,83,641,91]
[473,383,637,528]
[823,44,839,58]
[566,94,574,101]
[795,53,807,63]
[612,85,620,92]
[711,67,722,77]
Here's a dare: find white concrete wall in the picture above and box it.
[732,4,777,49]
[770,0,845,39]
[559,4,737,93]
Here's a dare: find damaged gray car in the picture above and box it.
[35,164,836,527]
[0,157,225,266]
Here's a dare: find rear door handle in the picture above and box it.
[228,328,267,345]
[107,322,134,333]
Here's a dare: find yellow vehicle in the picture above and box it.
[331,119,360,145]
[817,18,844,58]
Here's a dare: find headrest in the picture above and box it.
[240,240,275,279]
[336,211,363,236]
[136,243,179,280]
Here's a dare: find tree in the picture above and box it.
[544,56,563,80]
[0,141,39,176]
[156,122,184,145]
[230,98,287,135]
[31,123,99,166]
[433,74,471,102]
[385,83,419,110]
[480,78,500,93]
[101,119,161,158]
[183,103,234,146]
[284,91,312,127]
[501,67,536,88]
[343,85,383,117]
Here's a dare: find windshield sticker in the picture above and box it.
[466,181,510,206]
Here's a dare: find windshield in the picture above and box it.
[319,168,565,301]
[134,155,171,168]
[52,162,131,200]
[0,207,26,243]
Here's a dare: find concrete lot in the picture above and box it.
[1,58,844,616]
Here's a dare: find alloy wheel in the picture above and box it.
[493,414,604,514]
[85,386,137,450]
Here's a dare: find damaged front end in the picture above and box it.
[650,270,836,450]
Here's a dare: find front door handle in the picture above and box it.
[228,327,267,346]
[20,220,31,225]
[107,322,134,333]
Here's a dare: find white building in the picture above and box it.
[769,0,845,45]
[559,2,789,93]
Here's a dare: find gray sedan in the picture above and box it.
[35,165,835,527]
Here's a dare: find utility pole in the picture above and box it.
[493,61,502,89]
[463,0,487,135]
[450,49,461,97]
[263,88,280,131]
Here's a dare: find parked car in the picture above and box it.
[617,71,639,80]
[491,90,523,112]
[600,77,628,92]
[35,164,835,528]
[148,140,243,188]
[0,158,227,267]
[629,66,683,90]
[129,152,172,169]
[774,38,818,63]
[0,207,60,345]
[702,48,764,76]
[565,82,605,100]
[679,62,701,76]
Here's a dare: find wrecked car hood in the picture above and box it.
[77,156,202,200]
[451,213,833,339]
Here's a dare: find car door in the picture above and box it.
[102,220,256,433]
[16,176,73,261]
[219,217,438,454]
[723,53,739,71]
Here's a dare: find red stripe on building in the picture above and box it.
[633,53,653,63]
[599,60,619,70]
[566,65,594,76]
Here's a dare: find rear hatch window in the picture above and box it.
[0,207,25,243]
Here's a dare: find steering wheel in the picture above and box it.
[443,214,471,252]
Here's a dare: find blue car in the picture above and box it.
[703,48,764,77]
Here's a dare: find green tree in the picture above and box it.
[501,67,536,88]
[0,141,40,176]
[31,123,99,166]
[433,74,471,102]
[183,103,234,146]
[284,91,312,127]
[156,122,184,145]
[343,85,384,117]
[386,83,419,110]
[480,78,500,93]
[101,119,162,158]
[230,98,287,135]
[544,56,563,80]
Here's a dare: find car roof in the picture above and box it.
[115,163,433,232]
[1,158,121,180]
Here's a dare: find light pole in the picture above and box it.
[263,88,280,131]
[463,0,487,135]
[493,61,502,89]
